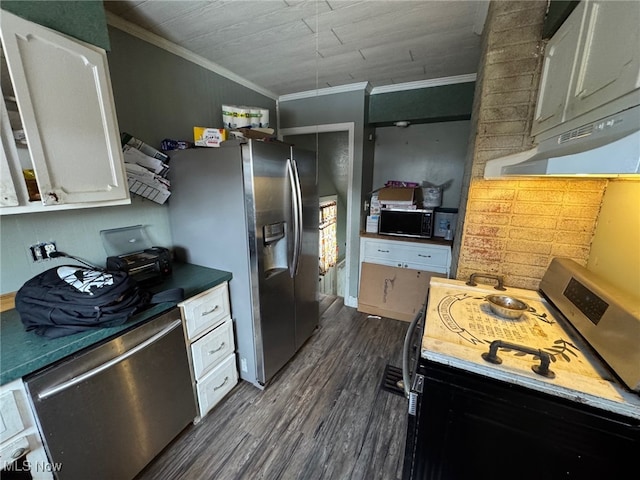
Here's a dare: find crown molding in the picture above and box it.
[370,74,477,95]
[278,82,371,103]
[106,12,278,100]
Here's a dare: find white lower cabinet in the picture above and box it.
[179,282,238,422]
[190,317,235,380]
[360,236,451,277]
[0,380,52,479]
[195,355,238,417]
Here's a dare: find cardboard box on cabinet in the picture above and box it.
[357,262,443,322]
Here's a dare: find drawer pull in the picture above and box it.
[208,342,226,355]
[377,249,390,253]
[418,254,431,258]
[214,376,229,391]
[202,305,220,316]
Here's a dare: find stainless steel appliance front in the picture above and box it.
[167,140,319,388]
[24,309,196,480]
[378,208,433,239]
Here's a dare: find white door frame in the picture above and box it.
[279,123,356,306]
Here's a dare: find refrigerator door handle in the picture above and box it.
[286,158,300,277]
[291,158,304,276]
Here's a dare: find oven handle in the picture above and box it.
[402,302,426,398]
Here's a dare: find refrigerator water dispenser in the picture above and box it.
[263,222,288,279]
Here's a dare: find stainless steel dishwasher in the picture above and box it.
[24,307,196,480]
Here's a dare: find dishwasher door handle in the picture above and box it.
[38,319,182,400]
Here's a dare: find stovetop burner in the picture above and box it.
[421,276,640,420]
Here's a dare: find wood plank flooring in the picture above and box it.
[135,295,410,480]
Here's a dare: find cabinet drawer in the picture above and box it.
[180,282,230,340]
[196,354,238,417]
[0,390,26,443]
[361,238,450,270]
[394,244,450,269]
[190,317,235,380]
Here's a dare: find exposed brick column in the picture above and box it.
[453,0,607,290]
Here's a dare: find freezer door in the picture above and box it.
[292,146,319,349]
[244,141,296,384]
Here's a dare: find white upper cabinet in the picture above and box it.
[532,1,585,136]
[566,1,640,120]
[532,0,640,138]
[0,10,129,215]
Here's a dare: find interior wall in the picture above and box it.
[107,26,276,148]
[0,15,277,295]
[372,121,470,208]
[587,180,640,299]
[0,197,170,293]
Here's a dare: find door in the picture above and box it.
[566,0,640,121]
[24,309,195,480]
[243,141,296,384]
[291,146,319,349]
[0,10,128,207]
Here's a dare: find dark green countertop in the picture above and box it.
[0,263,232,385]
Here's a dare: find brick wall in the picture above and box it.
[454,0,607,290]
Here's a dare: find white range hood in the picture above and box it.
[485,104,640,178]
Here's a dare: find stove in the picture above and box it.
[422,266,640,419]
[403,258,640,479]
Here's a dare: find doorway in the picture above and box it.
[280,124,354,302]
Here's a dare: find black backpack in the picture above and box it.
[15,265,183,338]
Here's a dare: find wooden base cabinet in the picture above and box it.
[179,282,238,422]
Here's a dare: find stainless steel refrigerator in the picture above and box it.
[168,139,319,388]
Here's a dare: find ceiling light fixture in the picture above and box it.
[394,121,410,128]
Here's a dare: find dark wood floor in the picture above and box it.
[136,295,410,480]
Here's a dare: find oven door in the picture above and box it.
[402,360,640,480]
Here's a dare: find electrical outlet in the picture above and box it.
[29,242,57,262]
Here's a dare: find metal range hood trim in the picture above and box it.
[484,104,640,178]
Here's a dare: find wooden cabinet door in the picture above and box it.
[0,10,128,207]
[566,0,640,121]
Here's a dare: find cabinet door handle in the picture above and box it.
[418,254,431,258]
[208,342,226,355]
[377,249,390,253]
[214,376,229,391]
[202,305,220,316]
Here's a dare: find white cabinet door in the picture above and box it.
[533,0,640,138]
[0,78,22,207]
[360,236,451,276]
[532,1,585,136]
[566,0,640,121]
[0,10,129,212]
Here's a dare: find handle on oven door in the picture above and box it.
[402,302,426,399]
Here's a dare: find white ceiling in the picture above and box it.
[103,0,488,98]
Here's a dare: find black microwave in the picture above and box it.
[378,208,434,239]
